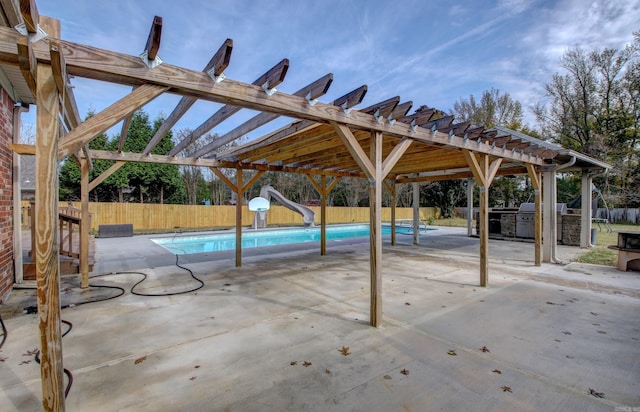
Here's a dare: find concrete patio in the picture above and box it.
[1,227,639,411]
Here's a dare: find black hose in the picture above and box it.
[10,255,203,400]
[127,255,204,297]
[0,314,7,349]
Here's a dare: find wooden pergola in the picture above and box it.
[0,1,609,409]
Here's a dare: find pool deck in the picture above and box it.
[1,226,639,411]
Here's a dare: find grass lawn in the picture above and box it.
[574,223,639,266]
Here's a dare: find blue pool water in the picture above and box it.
[152,224,419,255]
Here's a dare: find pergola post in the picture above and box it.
[526,164,542,266]
[542,169,557,263]
[12,105,28,284]
[463,150,501,287]
[412,181,419,245]
[580,170,593,248]
[35,22,66,410]
[235,169,243,267]
[389,180,397,246]
[467,177,474,236]
[80,157,90,287]
[369,131,383,327]
[320,175,327,255]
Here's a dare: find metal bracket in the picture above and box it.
[534,189,540,195]
[15,23,48,43]
[410,119,418,132]
[139,50,163,69]
[448,130,455,141]
[207,68,226,84]
[386,114,396,125]
[305,91,318,106]
[373,109,384,124]
[341,102,352,115]
[262,81,277,96]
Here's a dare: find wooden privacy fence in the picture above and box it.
[21,201,440,232]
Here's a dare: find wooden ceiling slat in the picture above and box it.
[195,73,333,157]
[172,58,290,157]
[332,85,367,110]
[19,0,38,33]
[144,16,162,61]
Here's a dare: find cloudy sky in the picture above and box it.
[28,0,640,141]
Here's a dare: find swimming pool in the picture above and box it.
[152,224,423,255]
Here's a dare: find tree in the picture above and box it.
[452,88,523,129]
[534,34,640,207]
[447,89,529,212]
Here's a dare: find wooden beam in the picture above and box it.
[206,38,233,77]
[19,0,39,33]
[35,55,65,410]
[331,121,375,178]
[210,167,237,192]
[306,174,322,194]
[58,84,168,159]
[486,157,503,185]
[462,150,486,187]
[242,170,264,193]
[17,36,36,95]
[88,161,124,192]
[88,148,363,178]
[143,39,234,155]
[478,154,489,287]
[333,85,367,110]
[175,58,290,157]
[360,96,399,117]
[0,0,22,27]
[381,137,412,179]
[388,101,413,122]
[117,104,134,152]
[144,16,162,61]
[195,73,333,156]
[10,142,35,154]
[369,131,383,327]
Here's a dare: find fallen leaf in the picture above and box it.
[590,312,599,316]
[0,356,6,362]
[134,355,147,365]
[546,301,557,305]
[405,302,411,306]
[501,386,512,393]
[20,360,31,365]
[23,349,38,357]
[562,331,572,335]
[400,369,409,375]
[290,361,297,366]
[383,375,392,380]
[338,346,351,356]
[492,369,502,374]
[194,365,200,369]
[597,331,607,334]
[325,369,331,374]
[303,361,312,367]
[189,376,197,381]
[480,346,490,353]
[447,349,457,356]
[448,291,453,294]
[588,388,605,398]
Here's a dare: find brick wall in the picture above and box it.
[0,86,14,302]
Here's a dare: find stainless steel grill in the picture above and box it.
[516,203,566,239]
